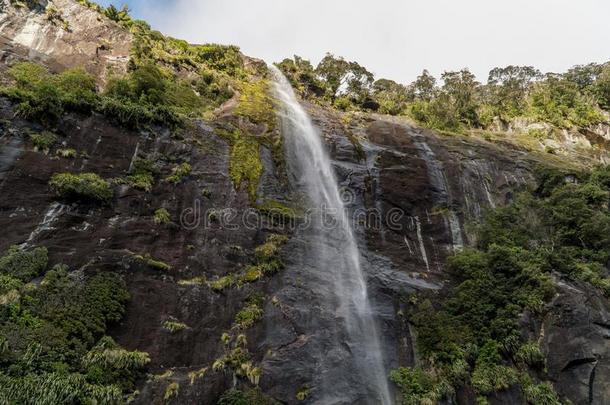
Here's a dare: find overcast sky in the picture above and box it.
[99,0,610,84]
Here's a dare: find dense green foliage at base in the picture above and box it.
[0,245,146,404]
[392,166,610,404]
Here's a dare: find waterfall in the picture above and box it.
[270,66,393,404]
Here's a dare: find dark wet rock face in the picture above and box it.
[541,281,610,404]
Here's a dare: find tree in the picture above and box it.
[441,69,481,127]
[563,63,603,91]
[527,74,605,127]
[487,65,541,118]
[593,63,610,110]
[276,56,325,97]
[412,69,437,101]
[315,53,350,100]
[372,78,412,115]
[103,5,131,24]
[314,53,374,104]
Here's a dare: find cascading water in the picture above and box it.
[270,66,393,404]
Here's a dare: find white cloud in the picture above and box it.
[130,0,610,84]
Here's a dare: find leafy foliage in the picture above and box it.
[0,64,97,125]
[29,131,57,152]
[153,208,171,224]
[49,172,113,203]
[0,245,139,403]
[234,80,276,128]
[164,162,192,184]
[217,128,263,202]
[0,245,48,282]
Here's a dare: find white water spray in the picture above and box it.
[270,66,392,404]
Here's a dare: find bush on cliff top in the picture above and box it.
[277,55,610,133]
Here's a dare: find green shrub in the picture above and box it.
[0,274,23,295]
[164,162,192,184]
[82,336,149,390]
[162,320,187,333]
[217,128,263,202]
[2,64,98,125]
[29,131,57,151]
[49,172,113,203]
[390,367,452,404]
[233,302,263,330]
[209,274,235,292]
[523,382,561,405]
[471,363,518,395]
[196,68,234,107]
[125,158,157,191]
[0,245,48,282]
[98,97,181,129]
[234,80,275,128]
[153,208,170,224]
[255,234,289,261]
[0,252,133,402]
[193,44,244,76]
[188,367,208,385]
[125,172,154,191]
[296,387,310,401]
[164,382,179,400]
[527,77,606,128]
[83,336,150,370]
[0,372,122,405]
[515,342,545,367]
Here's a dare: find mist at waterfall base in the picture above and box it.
[270,65,393,404]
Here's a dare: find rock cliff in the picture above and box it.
[0,1,608,404]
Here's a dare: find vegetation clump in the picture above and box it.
[125,158,157,192]
[164,162,192,184]
[234,80,276,129]
[0,245,48,282]
[0,245,138,403]
[162,320,188,333]
[49,172,113,203]
[255,200,301,226]
[233,296,264,330]
[188,367,208,385]
[164,382,179,400]
[132,253,171,271]
[391,165,610,403]
[153,208,171,224]
[217,128,263,202]
[29,131,57,152]
[209,274,236,292]
[237,234,289,285]
[0,64,96,126]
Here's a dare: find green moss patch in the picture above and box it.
[49,172,113,203]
